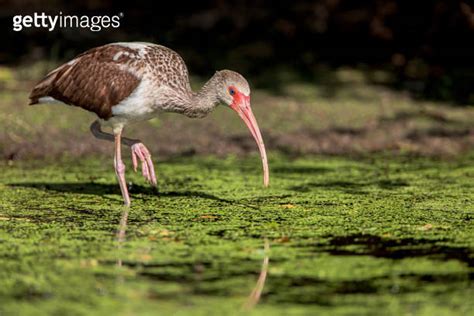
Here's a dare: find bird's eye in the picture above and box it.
[229,88,235,96]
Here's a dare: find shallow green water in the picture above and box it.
[0,154,473,315]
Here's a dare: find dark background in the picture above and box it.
[1,0,474,104]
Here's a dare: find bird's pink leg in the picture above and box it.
[114,130,131,206]
[90,121,157,188]
[131,143,157,186]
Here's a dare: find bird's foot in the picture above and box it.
[131,143,157,186]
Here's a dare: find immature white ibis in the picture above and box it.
[29,42,269,206]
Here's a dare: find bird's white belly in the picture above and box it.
[111,78,164,121]
[112,101,159,121]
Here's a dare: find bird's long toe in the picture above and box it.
[131,143,157,186]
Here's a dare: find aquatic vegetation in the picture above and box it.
[0,154,472,315]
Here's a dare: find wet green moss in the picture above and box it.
[0,154,473,315]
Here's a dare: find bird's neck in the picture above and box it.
[184,73,221,118]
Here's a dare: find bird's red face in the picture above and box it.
[228,85,269,187]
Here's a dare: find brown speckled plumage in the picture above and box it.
[30,44,140,119]
[29,42,195,119]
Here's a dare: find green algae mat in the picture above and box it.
[0,154,473,315]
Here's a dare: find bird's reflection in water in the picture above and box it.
[113,211,270,307]
[243,239,270,310]
[116,206,129,268]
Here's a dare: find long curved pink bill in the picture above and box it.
[232,96,269,187]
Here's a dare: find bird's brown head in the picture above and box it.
[216,70,269,187]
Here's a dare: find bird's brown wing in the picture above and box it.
[29,45,141,119]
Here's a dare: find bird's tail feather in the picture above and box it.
[28,64,67,105]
